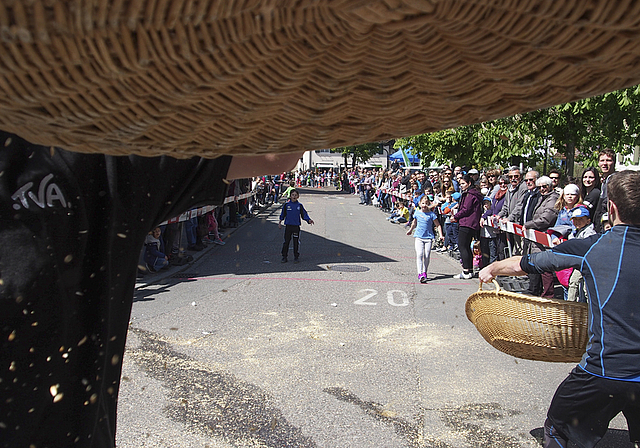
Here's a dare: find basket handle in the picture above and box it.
[477,279,502,292]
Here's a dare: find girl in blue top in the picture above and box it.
[407,196,444,283]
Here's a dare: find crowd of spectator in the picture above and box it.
[339,148,617,299]
[142,150,617,303]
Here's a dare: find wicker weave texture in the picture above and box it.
[465,282,589,363]
[2,0,640,157]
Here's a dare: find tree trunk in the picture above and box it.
[566,141,575,178]
[564,110,576,178]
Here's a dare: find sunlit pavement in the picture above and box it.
[119,187,632,448]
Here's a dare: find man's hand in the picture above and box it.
[478,265,496,283]
[478,256,525,283]
[307,219,315,225]
[227,152,303,180]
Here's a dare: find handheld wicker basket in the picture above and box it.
[2,1,640,157]
[465,280,589,363]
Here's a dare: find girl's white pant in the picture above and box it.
[414,238,433,274]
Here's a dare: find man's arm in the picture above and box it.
[480,236,593,283]
[227,152,303,180]
[478,256,525,283]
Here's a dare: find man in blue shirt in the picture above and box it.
[479,170,640,448]
[279,190,314,263]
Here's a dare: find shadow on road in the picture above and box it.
[174,197,396,277]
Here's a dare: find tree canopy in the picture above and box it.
[394,85,640,176]
[332,142,383,168]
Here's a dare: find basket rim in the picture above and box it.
[470,280,588,307]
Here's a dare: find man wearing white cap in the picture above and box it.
[468,168,480,187]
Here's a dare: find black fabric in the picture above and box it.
[520,226,640,381]
[594,177,610,233]
[457,226,477,271]
[547,367,640,448]
[544,417,568,448]
[520,188,540,224]
[0,131,231,448]
[282,225,301,258]
[582,187,601,221]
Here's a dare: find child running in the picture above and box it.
[279,189,314,262]
[407,195,444,283]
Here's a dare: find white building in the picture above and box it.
[618,146,640,171]
[298,149,391,171]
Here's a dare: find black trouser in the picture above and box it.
[281,225,300,258]
[545,367,640,448]
[458,226,477,272]
[479,236,492,268]
[162,223,179,255]
[496,232,508,260]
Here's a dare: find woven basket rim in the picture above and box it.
[2,0,640,157]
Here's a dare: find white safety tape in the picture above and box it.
[159,191,255,225]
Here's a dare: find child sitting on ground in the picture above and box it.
[144,227,169,272]
[389,200,410,224]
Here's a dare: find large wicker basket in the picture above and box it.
[2,1,640,157]
[465,280,589,363]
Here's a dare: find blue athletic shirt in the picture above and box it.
[280,200,311,226]
[520,225,640,381]
[413,210,438,239]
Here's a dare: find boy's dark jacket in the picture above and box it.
[280,200,311,226]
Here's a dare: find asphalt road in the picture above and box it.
[118,187,632,448]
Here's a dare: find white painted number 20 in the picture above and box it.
[354,289,409,307]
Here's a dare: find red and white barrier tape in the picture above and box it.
[496,220,557,248]
[159,191,255,225]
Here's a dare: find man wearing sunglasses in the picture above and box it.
[548,169,562,194]
[522,176,560,297]
[498,167,528,222]
[497,167,529,255]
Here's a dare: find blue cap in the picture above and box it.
[483,196,492,202]
[452,192,461,200]
[570,205,590,219]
